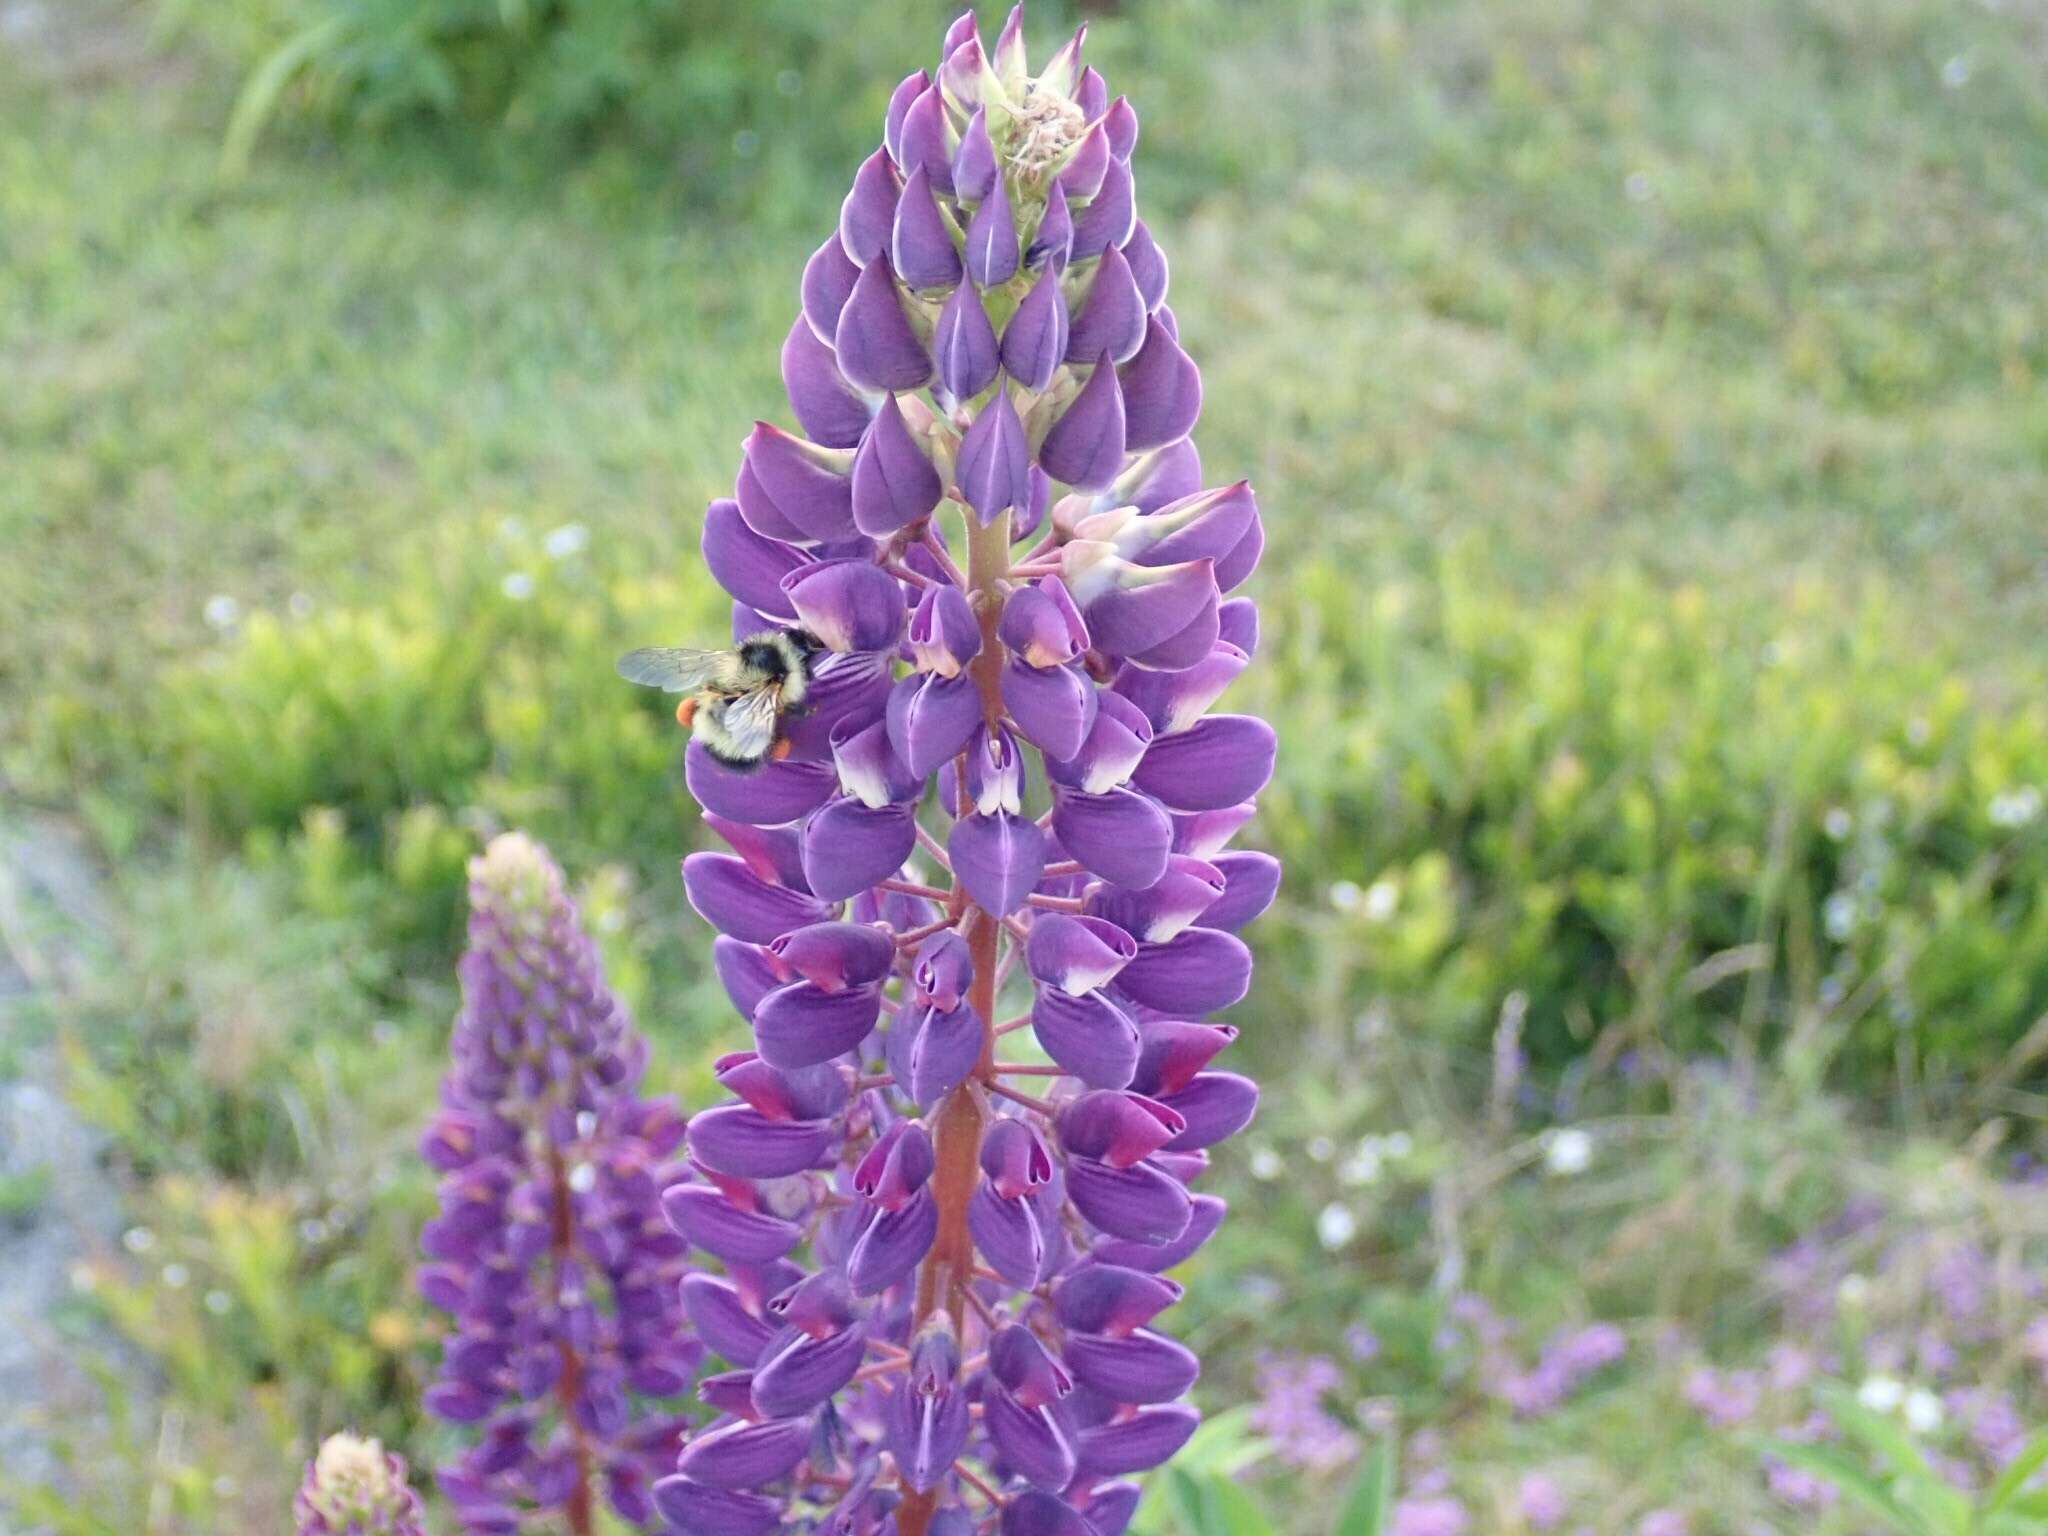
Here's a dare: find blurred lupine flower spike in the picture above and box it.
[294,1433,427,1536]
[419,833,697,1533]
[643,8,1275,1535]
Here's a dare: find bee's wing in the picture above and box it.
[617,647,727,693]
[712,686,787,762]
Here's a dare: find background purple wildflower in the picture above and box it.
[293,1433,428,1536]
[419,833,696,1533]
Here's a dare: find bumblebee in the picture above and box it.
[617,628,819,769]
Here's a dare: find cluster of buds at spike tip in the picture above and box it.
[420,834,699,1534]
[657,9,1276,1536]
[294,1433,428,1536]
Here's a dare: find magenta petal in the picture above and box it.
[1001,267,1070,392]
[752,978,883,1069]
[781,317,872,450]
[1065,245,1148,366]
[802,797,917,902]
[1071,157,1136,260]
[1119,316,1201,452]
[703,495,809,618]
[766,920,895,991]
[1063,1329,1200,1405]
[662,1185,804,1263]
[948,811,1046,918]
[705,813,809,890]
[908,1001,983,1107]
[1053,1263,1183,1336]
[1131,1020,1239,1102]
[741,422,856,543]
[1059,1090,1185,1169]
[685,743,837,826]
[1064,1156,1193,1245]
[1038,353,1126,490]
[684,853,835,943]
[835,256,934,392]
[782,559,907,653]
[1130,714,1276,811]
[936,281,1001,401]
[1114,926,1252,1015]
[840,147,902,265]
[969,1182,1045,1287]
[956,382,1034,525]
[1030,986,1141,1089]
[1092,1192,1225,1272]
[1203,851,1281,930]
[1001,658,1099,762]
[1157,1072,1259,1151]
[1122,221,1169,311]
[1076,1406,1200,1476]
[675,1418,812,1490]
[893,165,963,291]
[966,181,1021,287]
[652,1478,781,1536]
[886,669,984,778]
[852,393,943,536]
[847,1189,940,1294]
[1052,785,1172,890]
[803,234,862,342]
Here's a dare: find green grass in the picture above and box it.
[5,0,2048,1531]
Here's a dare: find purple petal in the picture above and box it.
[1059,1090,1185,1169]
[840,147,902,265]
[835,256,934,392]
[1053,1263,1183,1336]
[985,1389,1077,1493]
[1122,221,1169,311]
[852,393,943,536]
[741,422,857,543]
[1119,436,1205,513]
[847,1189,940,1294]
[1029,182,1074,272]
[829,711,921,808]
[953,107,998,201]
[1103,97,1139,161]
[683,853,835,944]
[782,559,906,653]
[966,181,1021,287]
[681,1275,775,1366]
[884,70,931,165]
[1046,689,1153,794]
[803,234,862,342]
[1158,1072,1259,1151]
[1064,547,1217,663]
[897,85,955,194]
[1065,245,1147,366]
[969,1182,1045,1288]
[981,1116,1052,1193]
[1086,855,1224,943]
[752,978,883,1069]
[991,3,1028,82]
[908,1001,984,1108]
[1076,66,1109,122]
[1092,1192,1225,1271]
[777,648,895,760]
[936,280,1001,401]
[913,929,973,1011]
[990,1323,1073,1405]
[782,317,872,450]
[675,1418,813,1489]
[1076,1405,1200,1476]
[802,797,917,902]
[713,937,782,1021]
[687,1104,836,1179]
[883,1361,972,1492]
[999,578,1090,667]
[909,582,982,676]
[1096,482,1258,569]
[751,1323,868,1418]
[1085,1485,1143,1536]
[1064,1156,1192,1245]
[1130,1019,1239,1099]
[886,669,985,778]
[1001,266,1070,392]
[1064,1329,1200,1405]
[686,743,838,826]
[1001,658,1099,762]
[1170,802,1257,860]
[766,920,895,991]
[893,165,963,291]
[948,811,1047,918]
[1030,985,1141,1089]
[1052,786,1172,890]
[1114,927,1252,1015]
[662,1185,804,1264]
[1027,912,1138,996]
[652,1479,781,1536]
[956,382,1034,524]
[703,495,809,618]
[1203,851,1280,930]
[1130,714,1276,811]
[1112,641,1247,736]
[1002,1491,1092,1536]
[962,723,1024,814]
[1038,354,1126,491]
[1057,122,1111,201]
[1071,158,1135,260]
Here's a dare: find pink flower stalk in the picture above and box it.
[420,834,697,1533]
[294,1434,427,1536]
[631,9,1275,1535]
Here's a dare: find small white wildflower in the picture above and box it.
[1823,807,1853,841]
[1990,787,2042,828]
[543,522,590,559]
[1624,171,1654,203]
[287,590,315,620]
[1329,879,1363,912]
[501,571,536,601]
[298,1217,331,1245]
[576,1110,599,1138]
[204,1289,233,1315]
[1306,1135,1335,1163]
[1316,1203,1359,1251]
[202,594,241,630]
[1545,1127,1594,1176]
[1858,1374,1905,1412]
[122,1226,155,1254]
[1362,879,1399,922]
[161,1262,190,1290]
[568,1162,598,1194]
[1384,1131,1414,1158]
[1941,55,1972,89]
[1904,1387,1943,1433]
[1823,892,1859,942]
[1837,1273,1872,1308]
[1338,1144,1383,1188]
[1248,1146,1283,1181]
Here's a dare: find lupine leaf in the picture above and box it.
[1984,1428,2048,1516]
[1335,1436,1398,1536]
[1762,1440,1932,1536]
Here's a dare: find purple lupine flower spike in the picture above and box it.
[639,11,1272,1535]
[420,835,696,1533]
[294,1434,428,1536]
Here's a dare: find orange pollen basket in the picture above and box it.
[675,698,699,728]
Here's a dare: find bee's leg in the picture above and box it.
[769,737,796,762]
[675,697,700,729]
